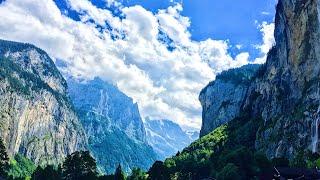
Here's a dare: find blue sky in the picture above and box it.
[0,0,276,130]
[58,0,276,59]
[123,0,275,40]
[116,0,276,59]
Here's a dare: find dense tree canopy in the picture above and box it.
[32,165,62,180]
[114,164,126,180]
[127,168,147,180]
[148,161,169,180]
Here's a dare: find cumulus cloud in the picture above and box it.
[254,21,275,64]
[157,3,191,45]
[0,0,274,130]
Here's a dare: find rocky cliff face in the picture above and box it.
[145,118,198,160]
[199,0,320,160]
[199,64,260,137]
[67,78,157,173]
[242,0,320,159]
[67,78,146,142]
[0,40,87,166]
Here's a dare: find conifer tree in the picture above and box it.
[32,165,62,180]
[114,164,125,180]
[0,137,9,177]
[148,161,168,180]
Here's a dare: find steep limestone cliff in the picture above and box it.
[0,40,87,166]
[242,0,320,159]
[199,64,260,137]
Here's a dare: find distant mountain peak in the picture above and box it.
[145,118,199,160]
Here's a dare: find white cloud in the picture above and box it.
[0,0,75,59]
[236,44,242,49]
[254,21,275,64]
[122,5,159,41]
[0,0,273,130]
[257,22,275,54]
[105,0,121,7]
[67,0,122,28]
[261,11,271,15]
[157,3,191,45]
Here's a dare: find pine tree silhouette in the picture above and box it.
[114,164,125,180]
[0,137,9,178]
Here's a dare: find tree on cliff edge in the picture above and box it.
[0,137,9,177]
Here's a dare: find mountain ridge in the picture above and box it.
[0,39,87,166]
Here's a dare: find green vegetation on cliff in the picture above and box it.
[216,64,260,86]
[150,113,265,179]
[141,115,320,180]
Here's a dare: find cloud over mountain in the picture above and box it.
[0,0,274,129]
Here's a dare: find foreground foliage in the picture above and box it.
[0,137,9,178]
[2,116,320,180]
[7,154,36,179]
[144,113,320,180]
[149,113,264,179]
[62,151,98,180]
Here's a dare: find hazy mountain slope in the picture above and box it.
[0,39,87,166]
[67,78,157,173]
[145,119,198,160]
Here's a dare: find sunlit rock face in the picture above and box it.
[0,40,87,166]
[242,0,320,159]
[67,78,157,173]
[199,64,260,137]
[145,118,199,160]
